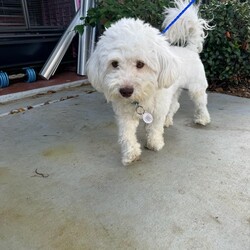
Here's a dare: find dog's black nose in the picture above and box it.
[119,87,134,98]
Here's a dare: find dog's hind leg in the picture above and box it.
[165,88,182,127]
[188,88,211,126]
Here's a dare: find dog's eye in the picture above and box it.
[111,61,119,68]
[136,61,145,69]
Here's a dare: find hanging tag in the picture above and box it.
[142,112,153,124]
[133,101,153,124]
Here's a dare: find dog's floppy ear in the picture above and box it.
[86,50,104,93]
[157,47,180,89]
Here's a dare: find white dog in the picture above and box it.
[87,0,212,165]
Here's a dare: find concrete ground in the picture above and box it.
[0,85,249,250]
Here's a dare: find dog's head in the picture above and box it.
[87,18,179,103]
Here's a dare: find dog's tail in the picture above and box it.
[162,0,213,53]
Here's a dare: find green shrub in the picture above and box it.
[75,0,170,35]
[200,0,250,85]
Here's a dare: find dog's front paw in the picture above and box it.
[146,135,165,151]
[121,143,141,166]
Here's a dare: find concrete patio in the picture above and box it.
[0,85,249,250]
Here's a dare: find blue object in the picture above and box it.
[24,67,36,83]
[0,71,9,88]
[161,0,196,34]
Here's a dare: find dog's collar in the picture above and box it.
[131,101,153,124]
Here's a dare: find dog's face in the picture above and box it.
[90,46,160,103]
[87,18,179,103]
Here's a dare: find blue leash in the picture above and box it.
[161,0,196,34]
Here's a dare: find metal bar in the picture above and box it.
[74,0,80,11]
[89,0,96,56]
[77,0,93,76]
[39,10,81,80]
[89,26,96,56]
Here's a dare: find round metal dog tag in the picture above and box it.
[143,112,153,124]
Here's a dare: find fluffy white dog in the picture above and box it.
[87,0,212,165]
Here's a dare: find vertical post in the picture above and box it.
[77,0,93,76]
[74,0,80,12]
[89,0,96,56]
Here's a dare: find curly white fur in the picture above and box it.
[162,0,214,53]
[87,0,211,165]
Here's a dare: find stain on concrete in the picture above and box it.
[177,189,186,195]
[42,145,74,158]
[247,217,250,225]
[0,208,23,224]
[209,214,222,224]
[51,218,115,250]
[0,167,9,180]
[186,237,211,249]
[172,223,184,235]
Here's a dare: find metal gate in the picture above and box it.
[0,0,75,69]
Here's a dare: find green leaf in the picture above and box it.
[74,24,84,35]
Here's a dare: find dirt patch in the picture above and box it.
[208,81,250,98]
